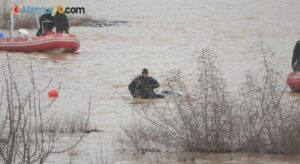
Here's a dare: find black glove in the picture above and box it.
[130,90,138,98]
[132,93,138,98]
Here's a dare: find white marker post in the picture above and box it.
[9,12,14,38]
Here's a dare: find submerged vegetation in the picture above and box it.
[0,14,128,29]
[0,55,91,164]
[118,41,300,154]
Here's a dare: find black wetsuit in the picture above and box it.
[53,13,70,33]
[36,13,54,36]
[128,76,164,99]
[292,40,300,71]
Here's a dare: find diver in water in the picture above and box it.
[292,40,300,71]
[36,10,54,36]
[128,68,164,99]
[53,12,70,34]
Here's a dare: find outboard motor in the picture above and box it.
[18,29,29,39]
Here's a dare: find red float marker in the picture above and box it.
[287,72,300,92]
[48,89,59,98]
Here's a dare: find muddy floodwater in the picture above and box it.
[1,0,300,163]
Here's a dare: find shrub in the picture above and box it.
[119,43,300,154]
[0,55,91,163]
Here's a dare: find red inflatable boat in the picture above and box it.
[0,33,80,53]
[287,72,300,92]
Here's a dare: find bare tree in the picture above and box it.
[119,49,238,152]
[0,0,10,28]
[238,37,299,153]
[119,42,300,154]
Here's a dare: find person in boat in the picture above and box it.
[292,40,300,71]
[128,68,164,99]
[36,10,54,36]
[53,12,70,34]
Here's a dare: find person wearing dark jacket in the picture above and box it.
[36,11,54,36]
[292,40,300,71]
[53,12,70,33]
[128,68,164,99]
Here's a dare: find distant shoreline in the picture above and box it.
[0,14,129,29]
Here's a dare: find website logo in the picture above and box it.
[11,4,21,14]
[9,4,85,15]
[54,6,85,14]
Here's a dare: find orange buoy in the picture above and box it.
[287,71,300,92]
[48,89,59,98]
